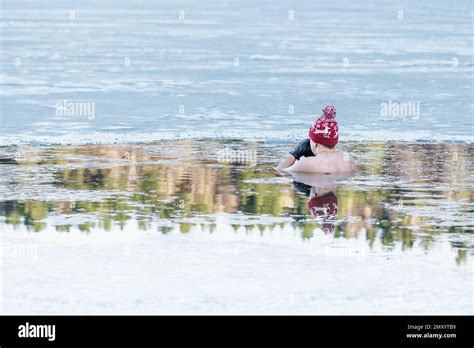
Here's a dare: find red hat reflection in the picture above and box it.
[307,193,338,234]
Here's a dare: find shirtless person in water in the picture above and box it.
[276,105,355,173]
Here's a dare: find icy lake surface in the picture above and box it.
[0,141,472,314]
[0,0,472,314]
[1,0,473,145]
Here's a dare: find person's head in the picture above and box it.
[309,105,339,149]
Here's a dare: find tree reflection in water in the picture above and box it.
[0,141,472,264]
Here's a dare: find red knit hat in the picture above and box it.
[307,193,338,234]
[308,105,339,146]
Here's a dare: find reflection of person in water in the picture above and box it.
[287,172,353,234]
[307,186,338,234]
[293,180,338,234]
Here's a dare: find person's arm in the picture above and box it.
[275,155,296,170]
[284,157,308,172]
[275,139,313,171]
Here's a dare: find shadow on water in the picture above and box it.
[0,140,472,264]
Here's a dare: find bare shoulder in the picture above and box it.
[336,152,356,171]
[349,158,356,171]
[343,153,356,171]
[285,156,322,172]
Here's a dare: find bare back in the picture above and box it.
[286,152,355,173]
